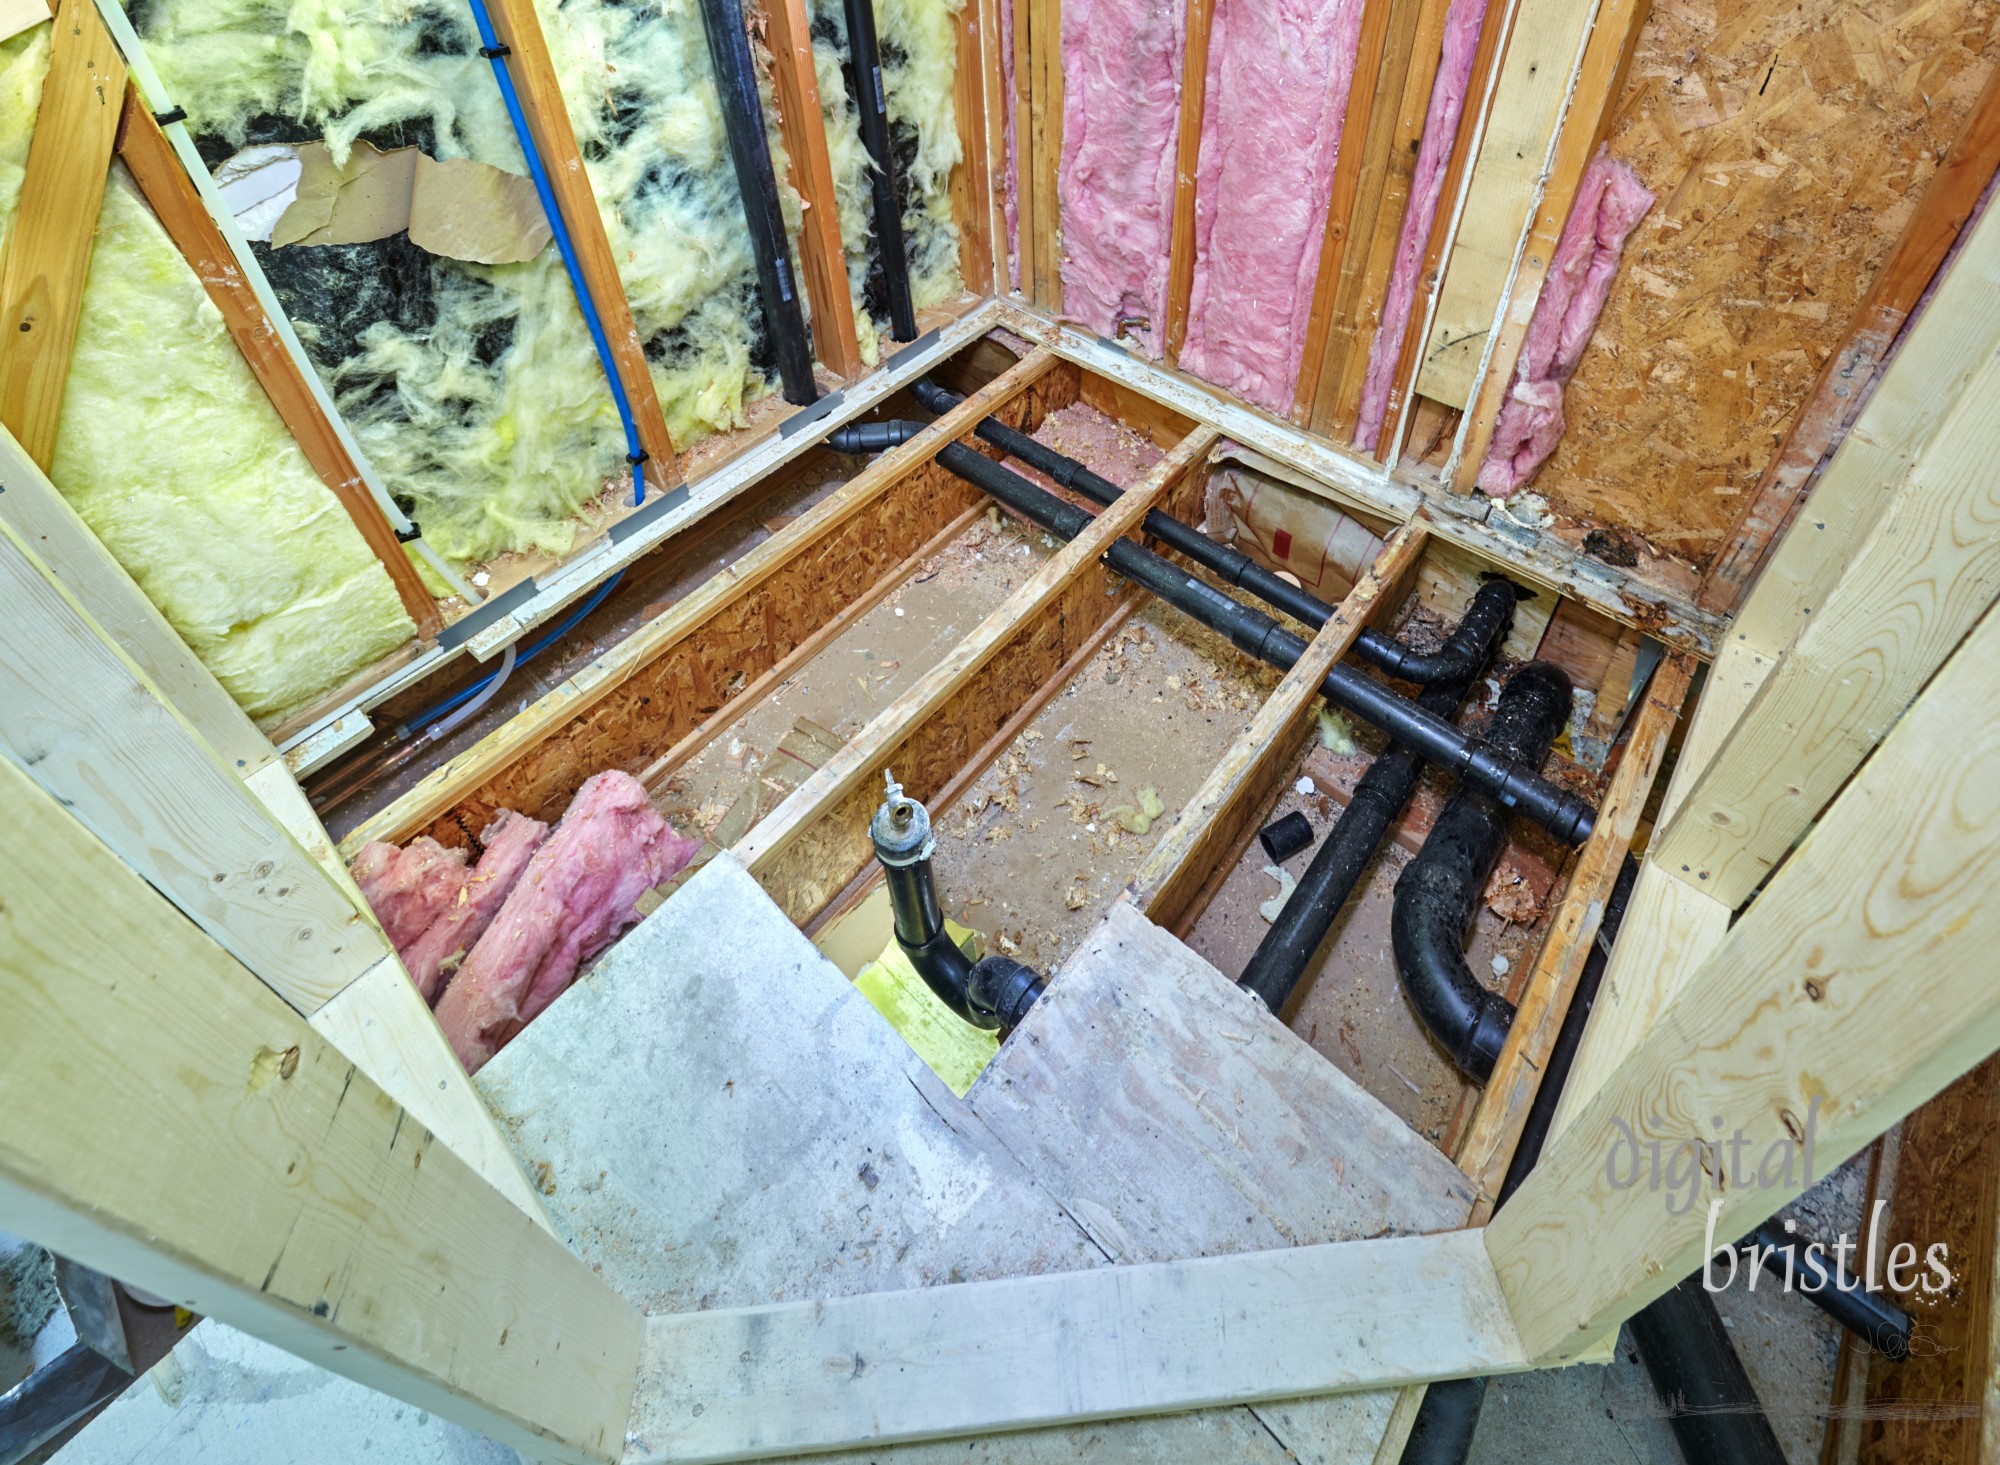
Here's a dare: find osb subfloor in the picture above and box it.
[931,602,1282,976]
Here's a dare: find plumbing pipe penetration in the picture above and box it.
[696,0,820,405]
[1742,1220,1912,1360]
[1389,661,1573,1083]
[310,572,627,814]
[900,378,1498,686]
[828,421,1598,843]
[465,4,649,506]
[1400,859,1789,1465]
[841,0,917,341]
[1237,578,1517,1015]
[1627,1278,1790,1465]
[869,774,1045,1029]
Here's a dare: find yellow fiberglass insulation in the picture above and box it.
[536,0,810,444]
[807,0,964,338]
[0,24,412,722]
[134,0,806,565]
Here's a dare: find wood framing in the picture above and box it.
[1486,599,2000,1359]
[0,520,389,1013]
[763,0,865,379]
[1288,0,1403,422]
[1450,0,1651,490]
[341,350,1071,854]
[1452,650,1692,1220]
[115,89,443,637]
[0,419,273,772]
[948,0,998,297]
[0,0,122,469]
[1128,523,1427,929]
[1001,304,1727,654]
[736,422,1219,923]
[1726,192,2000,663]
[1160,0,1214,365]
[1546,635,1766,1138]
[1380,0,1506,456]
[476,0,681,492]
[624,1228,1527,1463]
[1412,0,1592,409]
[1652,327,2000,906]
[1293,0,1451,435]
[1697,60,2000,613]
[0,756,641,1465]
[1021,0,1063,308]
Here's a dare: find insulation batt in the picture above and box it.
[400,810,549,1002]
[1179,0,1366,412]
[873,0,969,310]
[1352,0,1487,454]
[1477,147,1654,497]
[137,0,812,565]
[1054,0,1183,354]
[352,836,471,949]
[434,771,701,1071]
[0,26,413,721]
[809,0,967,339]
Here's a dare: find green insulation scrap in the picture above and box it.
[536,0,809,443]
[806,0,963,342]
[0,24,412,722]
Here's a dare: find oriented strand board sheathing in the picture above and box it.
[1179,0,1368,413]
[1051,0,1183,353]
[1528,0,2000,564]
[0,25,414,721]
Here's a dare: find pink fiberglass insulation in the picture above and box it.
[434,771,700,1072]
[402,810,550,1003]
[1054,0,1184,353]
[1179,0,1367,413]
[352,836,469,950]
[1352,0,1489,454]
[1000,0,1018,288]
[1477,147,1655,497]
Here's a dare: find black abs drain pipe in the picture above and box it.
[1391,661,1573,1083]
[697,0,819,404]
[902,379,1493,686]
[841,0,917,340]
[1238,579,1517,1014]
[1399,860,1788,1465]
[825,422,1598,844]
[870,774,1044,1029]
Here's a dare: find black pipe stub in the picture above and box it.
[869,772,1046,1030]
[1258,811,1315,863]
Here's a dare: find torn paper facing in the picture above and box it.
[268,140,552,265]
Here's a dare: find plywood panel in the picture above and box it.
[1530,0,2000,563]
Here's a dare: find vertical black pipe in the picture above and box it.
[1390,661,1573,1083]
[1400,857,1787,1465]
[842,0,917,340]
[696,0,820,403]
[1238,579,1518,1013]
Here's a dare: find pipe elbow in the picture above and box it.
[1390,838,1516,1083]
[908,377,961,415]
